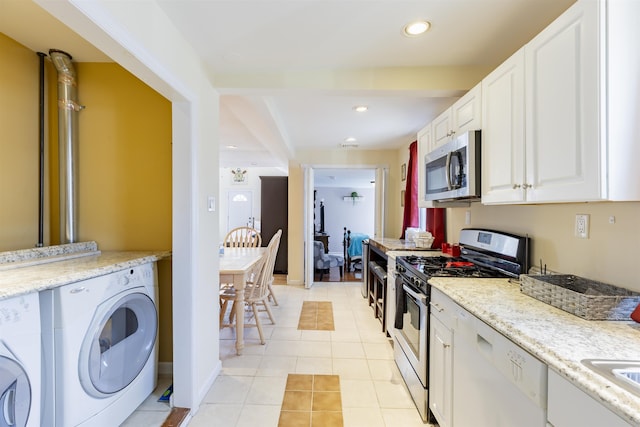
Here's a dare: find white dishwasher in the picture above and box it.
[453,305,547,427]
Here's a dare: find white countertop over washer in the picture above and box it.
[0,242,170,301]
[429,277,640,426]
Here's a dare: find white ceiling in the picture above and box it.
[1,0,575,172]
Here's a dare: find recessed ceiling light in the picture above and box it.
[403,20,431,37]
[344,137,357,143]
[226,145,238,149]
[353,105,368,113]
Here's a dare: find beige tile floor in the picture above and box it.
[124,282,432,427]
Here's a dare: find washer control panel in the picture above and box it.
[111,263,155,288]
[0,292,40,331]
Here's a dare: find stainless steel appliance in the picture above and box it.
[393,228,529,422]
[424,130,481,202]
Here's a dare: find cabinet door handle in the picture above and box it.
[429,302,444,312]
[512,184,522,189]
[522,183,532,189]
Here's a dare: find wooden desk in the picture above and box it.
[314,234,329,253]
[219,247,267,355]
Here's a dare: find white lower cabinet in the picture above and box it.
[547,369,631,427]
[430,289,634,427]
[430,288,547,427]
[429,288,454,427]
[385,257,397,338]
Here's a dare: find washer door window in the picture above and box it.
[0,356,30,427]
[79,292,157,398]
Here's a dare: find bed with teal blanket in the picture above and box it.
[343,228,369,272]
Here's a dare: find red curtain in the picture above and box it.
[400,141,419,239]
[400,140,446,245]
[426,207,446,249]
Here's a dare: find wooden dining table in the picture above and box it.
[219,247,267,355]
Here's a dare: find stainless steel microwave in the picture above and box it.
[424,130,481,202]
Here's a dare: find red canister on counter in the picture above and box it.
[450,244,461,257]
[631,303,640,323]
[441,243,461,257]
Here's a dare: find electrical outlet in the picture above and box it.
[575,214,589,238]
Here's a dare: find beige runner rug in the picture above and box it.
[297,301,335,331]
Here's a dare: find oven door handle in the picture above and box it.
[402,284,427,306]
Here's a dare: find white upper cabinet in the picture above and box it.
[432,83,482,149]
[482,0,640,204]
[417,124,432,208]
[524,0,600,202]
[481,48,526,204]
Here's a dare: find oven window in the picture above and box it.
[401,292,422,356]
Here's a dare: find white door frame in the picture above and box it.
[303,165,386,287]
[304,167,315,288]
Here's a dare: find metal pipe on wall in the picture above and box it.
[37,52,47,248]
[49,49,84,244]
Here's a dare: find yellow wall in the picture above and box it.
[447,202,640,292]
[71,62,172,251]
[0,34,174,362]
[0,34,43,249]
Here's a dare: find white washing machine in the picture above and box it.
[41,262,158,427]
[0,292,41,427]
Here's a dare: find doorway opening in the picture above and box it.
[304,166,386,288]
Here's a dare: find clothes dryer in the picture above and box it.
[42,263,158,427]
[0,292,41,427]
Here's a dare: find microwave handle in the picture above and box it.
[445,152,453,190]
[450,151,463,189]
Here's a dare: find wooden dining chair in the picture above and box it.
[264,230,282,306]
[224,226,262,248]
[220,226,262,292]
[219,230,282,344]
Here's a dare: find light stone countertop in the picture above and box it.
[369,237,439,253]
[0,248,171,300]
[429,277,640,425]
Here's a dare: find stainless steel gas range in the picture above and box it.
[392,228,530,422]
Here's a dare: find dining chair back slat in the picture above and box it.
[224,226,262,248]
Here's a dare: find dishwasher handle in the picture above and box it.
[476,331,494,361]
